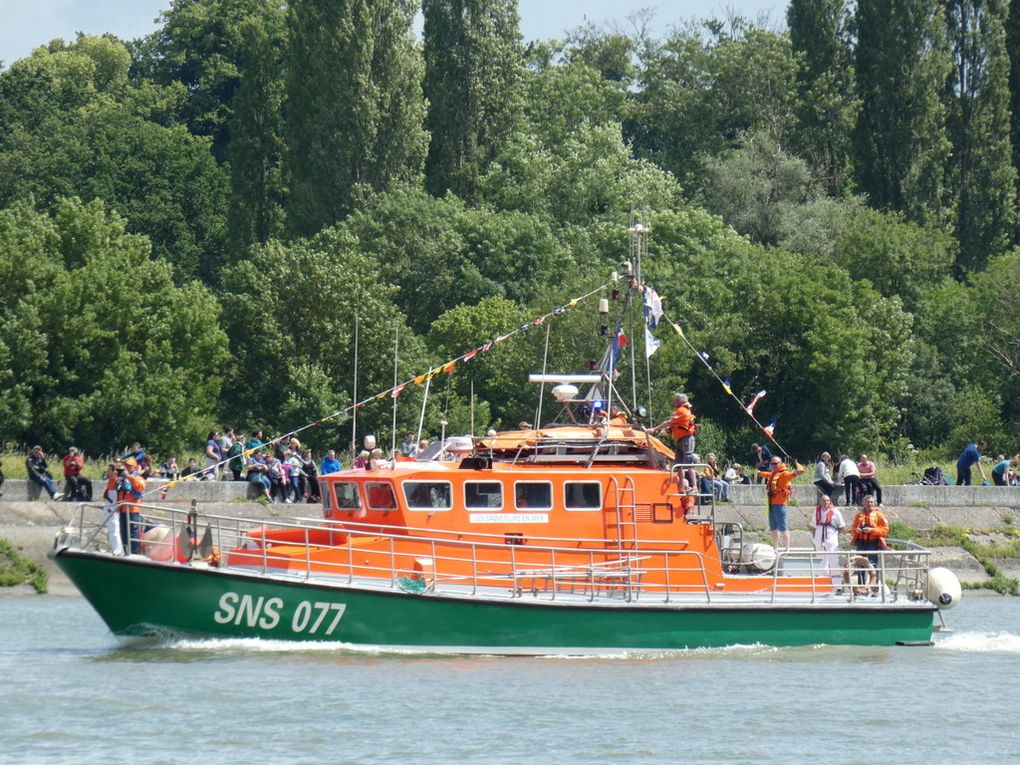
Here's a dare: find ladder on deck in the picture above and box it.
[609,475,638,551]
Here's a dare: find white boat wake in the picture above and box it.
[934,630,1020,653]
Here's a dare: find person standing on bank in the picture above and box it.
[836,454,861,506]
[758,455,806,552]
[956,441,987,486]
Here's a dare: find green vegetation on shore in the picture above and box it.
[0,1,1017,466]
[0,538,48,593]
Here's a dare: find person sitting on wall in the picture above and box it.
[857,453,883,506]
[26,446,62,500]
[61,446,92,501]
[812,452,840,503]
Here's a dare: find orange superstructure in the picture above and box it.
[227,424,827,595]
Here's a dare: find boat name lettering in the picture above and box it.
[213,592,346,635]
[468,513,548,524]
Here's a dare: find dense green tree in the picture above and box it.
[699,130,818,247]
[829,207,956,310]
[629,21,799,192]
[0,198,229,454]
[423,0,524,199]
[218,226,429,445]
[787,0,857,194]
[521,52,629,148]
[854,0,952,224]
[643,209,915,455]
[341,186,566,334]
[945,0,1017,272]
[480,123,682,226]
[133,0,287,162]
[0,39,228,283]
[286,0,427,235]
[227,15,284,259]
[1008,0,1020,244]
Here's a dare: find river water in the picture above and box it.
[1,592,1017,764]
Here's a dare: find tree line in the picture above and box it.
[0,0,1017,463]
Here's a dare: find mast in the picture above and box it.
[351,314,359,457]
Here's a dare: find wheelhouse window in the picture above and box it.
[465,481,503,510]
[514,481,552,510]
[333,482,361,510]
[403,481,453,511]
[565,481,601,510]
[365,481,398,510]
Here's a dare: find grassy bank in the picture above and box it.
[0,538,48,593]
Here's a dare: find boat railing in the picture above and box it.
[55,502,933,607]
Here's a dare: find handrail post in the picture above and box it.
[305,527,311,580]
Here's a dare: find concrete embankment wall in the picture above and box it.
[3,480,1019,594]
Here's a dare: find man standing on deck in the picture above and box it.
[115,458,146,554]
[652,393,697,466]
[758,456,805,552]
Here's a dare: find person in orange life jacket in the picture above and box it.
[115,458,146,554]
[652,393,697,464]
[850,495,889,567]
[757,456,806,551]
[810,495,846,583]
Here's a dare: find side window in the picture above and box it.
[365,481,397,510]
[403,481,453,511]
[320,479,332,515]
[514,482,552,510]
[565,481,601,510]
[465,481,503,510]
[333,482,361,510]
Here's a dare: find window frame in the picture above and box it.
[402,480,454,512]
[364,481,398,511]
[332,481,362,511]
[512,480,553,511]
[464,480,504,511]
[563,480,602,511]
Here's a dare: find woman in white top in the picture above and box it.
[810,495,846,585]
[836,454,861,506]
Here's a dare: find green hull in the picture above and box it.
[54,550,935,652]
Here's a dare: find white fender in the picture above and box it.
[927,567,962,610]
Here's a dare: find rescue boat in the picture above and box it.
[51,255,960,653]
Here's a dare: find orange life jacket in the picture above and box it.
[763,466,796,504]
[669,403,697,440]
[116,474,146,513]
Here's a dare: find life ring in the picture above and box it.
[844,555,878,595]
